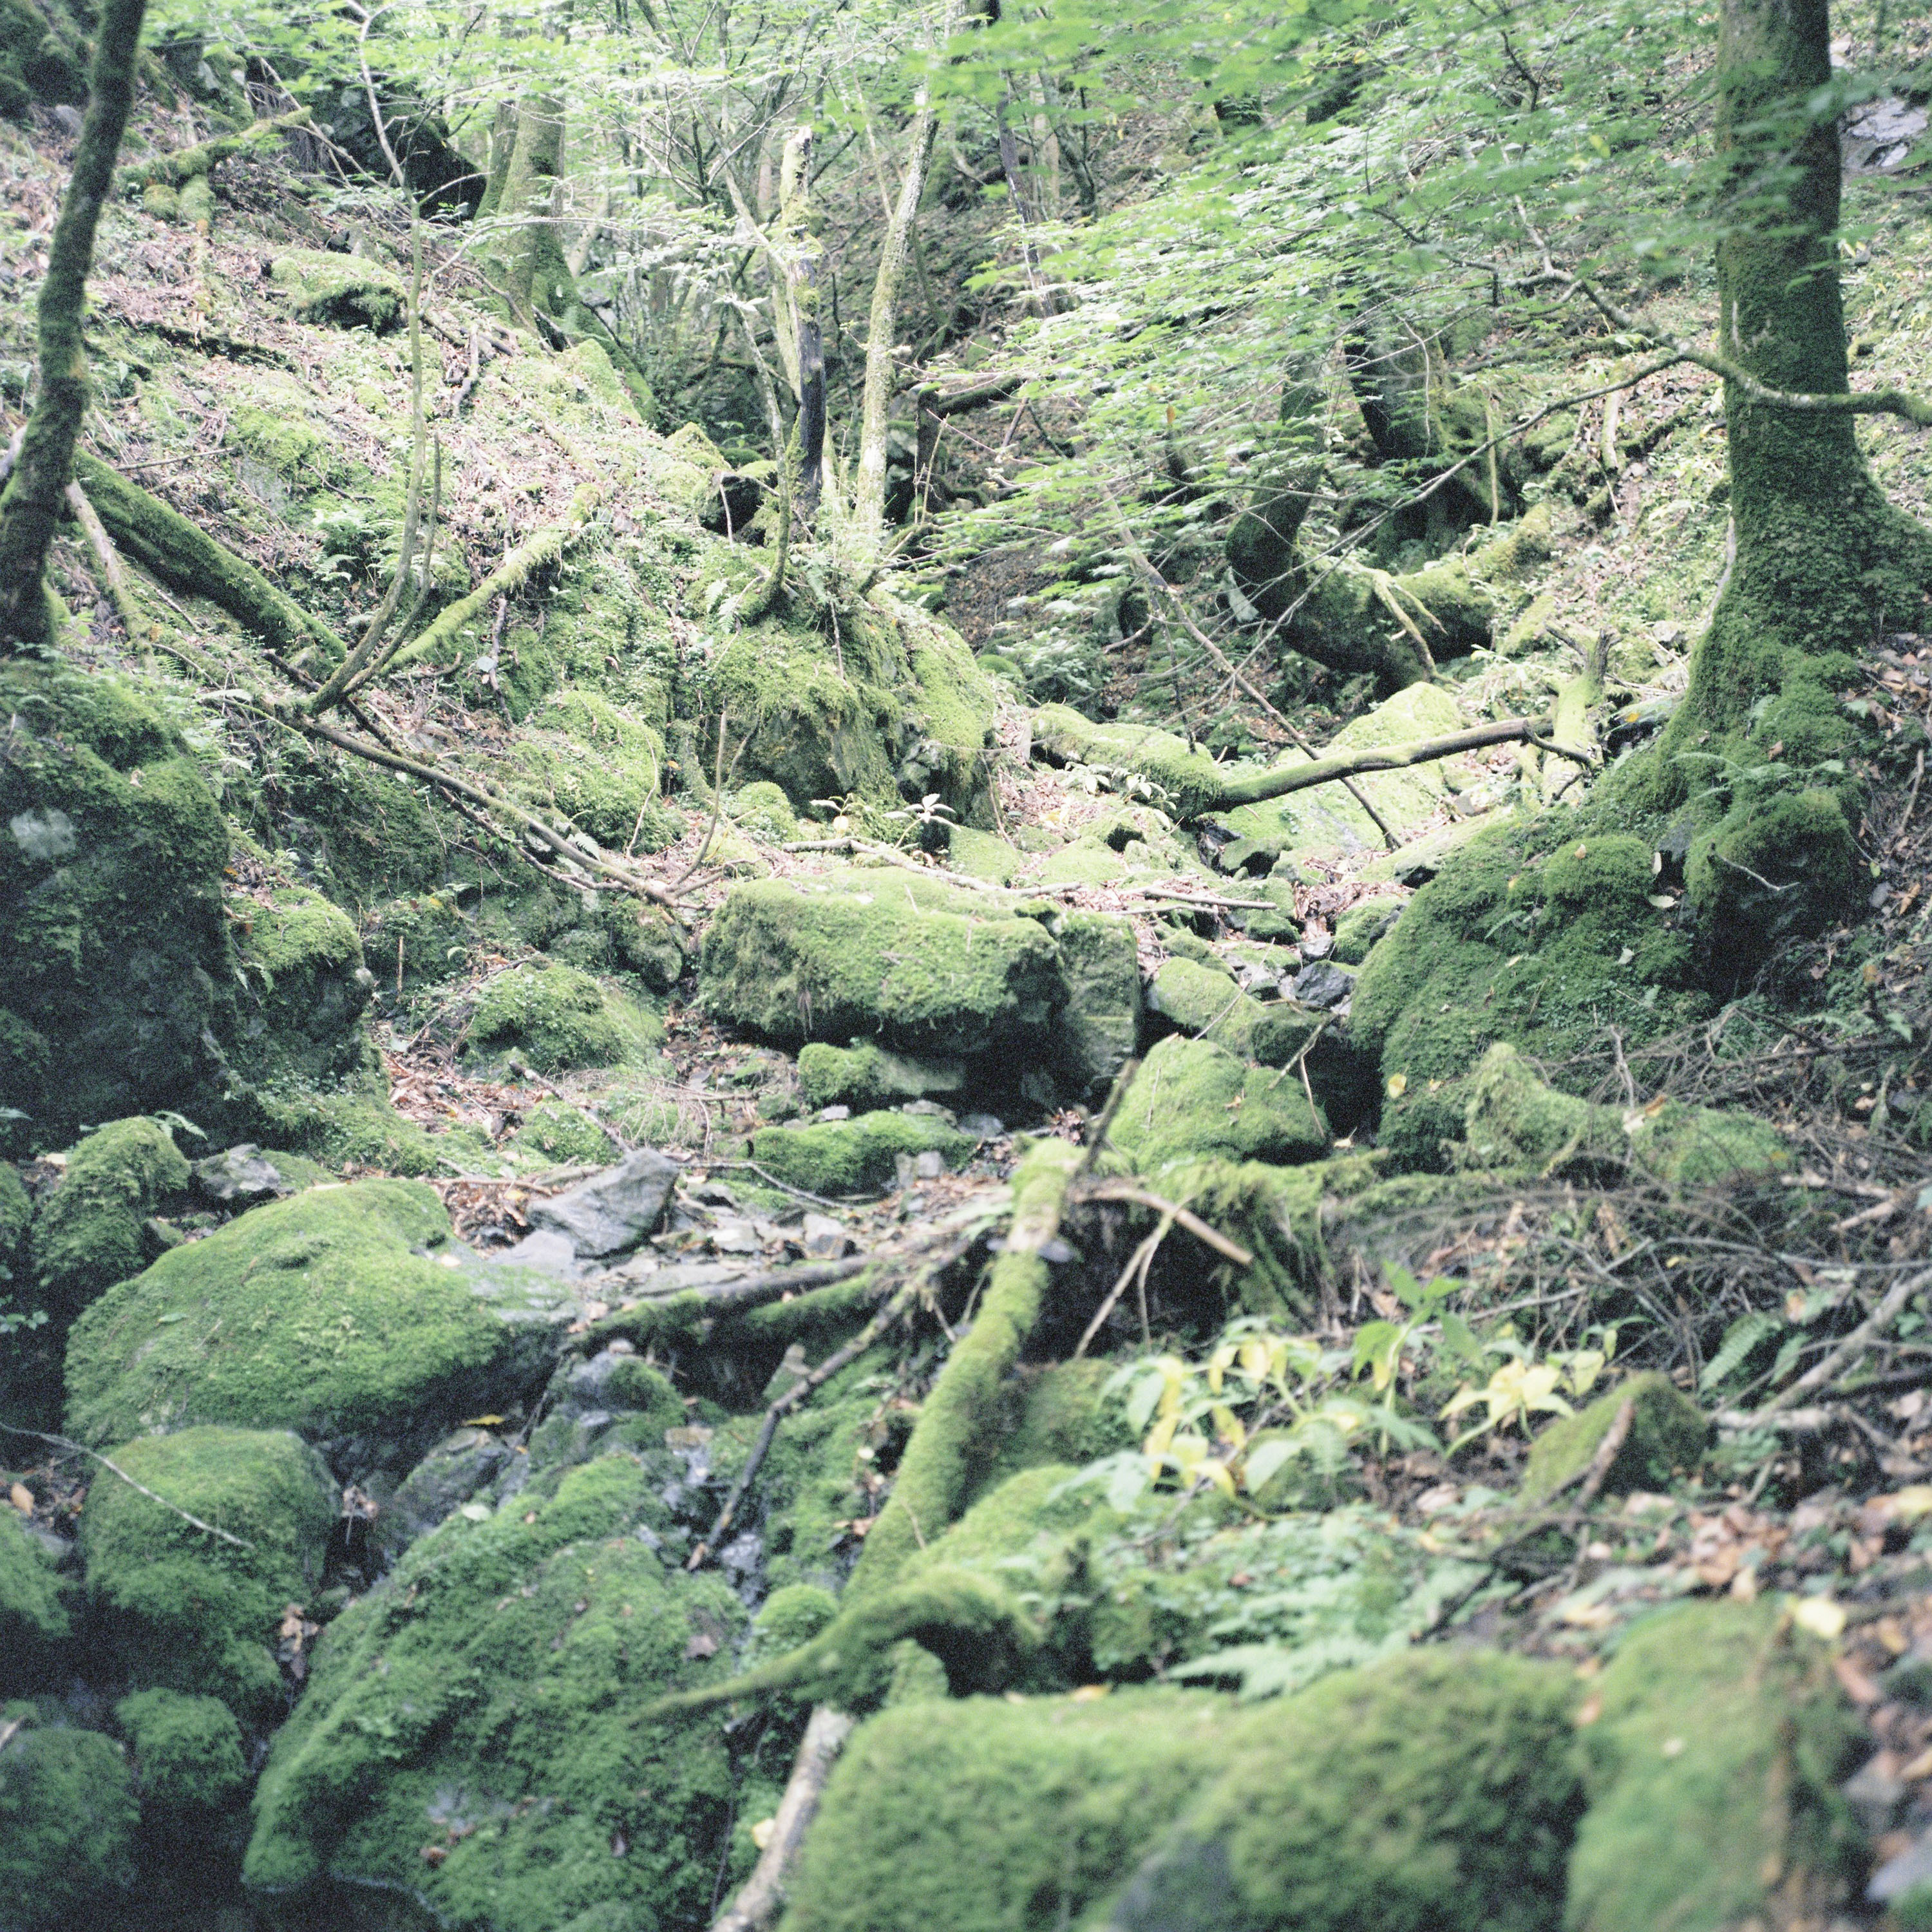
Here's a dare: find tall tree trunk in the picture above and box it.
[497,93,567,316]
[848,86,942,565]
[0,0,148,647]
[777,127,825,516]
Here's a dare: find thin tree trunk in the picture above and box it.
[497,93,565,316]
[777,128,825,515]
[0,0,148,646]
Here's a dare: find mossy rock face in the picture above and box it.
[699,873,1064,1059]
[269,248,407,332]
[1566,1599,1866,1932]
[30,1117,190,1325]
[0,1506,70,1690]
[751,1110,974,1197]
[229,886,375,1087]
[507,690,681,853]
[1519,1372,1709,1504]
[0,0,84,121]
[115,1687,251,1822]
[360,890,475,993]
[0,1719,138,1929]
[1050,911,1143,1098]
[1464,1043,1788,1184]
[1332,897,1401,964]
[243,1453,752,1930]
[1109,1035,1328,1175]
[797,1039,967,1111]
[464,963,663,1074]
[0,663,231,1146]
[1106,1649,1584,1932]
[64,1180,576,1454]
[79,1426,335,1723]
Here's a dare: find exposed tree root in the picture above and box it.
[710,1706,855,1932]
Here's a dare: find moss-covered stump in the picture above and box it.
[1463,1043,1788,1184]
[752,1110,975,1197]
[116,1687,251,1826]
[1566,1599,1866,1932]
[0,1718,138,1929]
[1109,1035,1328,1175]
[64,1180,577,1454]
[1105,1649,1583,1932]
[463,961,663,1074]
[29,1117,189,1325]
[699,872,1063,1059]
[79,1426,334,1723]
[228,887,375,1087]
[0,663,231,1145]
[0,1504,70,1692]
[268,248,406,331]
[797,1039,967,1110]
[1520,1372,1709,1503]
[243,1454,750,1931]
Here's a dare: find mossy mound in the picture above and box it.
[0,1719,138,1930]
[1566,1599,1865,1932]
[464,962,663,1074]
[751,1110,975,1197]
[797,1039,967,1111]
[1030,707,1229,819]
[509,1101,619,1167]
[64,1180,576,1451]
[1109,1034,1328,1175]
[700,873,1063,1059]
[243,1453,751,1930]
[1684,786,1860,976]
[115,1688,251,1821]
[1463,1043,1789,1184]
[268,248,406,332]
[0,0,84,120]
[228,887,375,1086]
[1048,909,1144,1097]
[0,663,231,1146]
[29,1117,189,1325]
[0,1506,70,1690]
[1520,1373,1709,1504]
[508,690,682,853]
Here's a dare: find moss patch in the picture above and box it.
[1520,1372,1709,1504]
[0,1506,70,1687]
[269,248,406,332]
[116,1687,251,1820]
[1109,1034,1328,1176]
[0,1719,138,1929]
[464,963,663,1074]
[797,1040,967,1110]
[751,1110,974,1197]
[229,886,374,1088]
[30,1117,189,1325]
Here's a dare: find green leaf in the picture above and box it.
[1700,1311,1781,1392]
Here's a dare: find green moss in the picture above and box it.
[1032,706,1228,819]
[250,1088,446,1177]
[30,1117,189,1324]
[80,1427,335,1722]
[750,1110,974,1196]
[895,597,1001,824]
[1684,787,1859,971]
[465,963,663,1074]
[269,248,406,332]
[509,690,681,853]
[796,1040,967,1110]
[731,779,800,844]
[0,663,232,1144]
[230,887,375,1087]
[509,1101,618,1166]
[1109,1035,1328,1177]
[981,1360,1140,1493]
[1148,956,1256,1050]
[1566,1599,1865,1932]
[1464,1043,1789,1184]
[243,1452,748,1930]
[748,1582,839,1665]
[699,874,1063,1059]
[0,1507,70,1687]
[1050,911,1143,1097]
[115,1688,250,1817]
[0,1721,138,1928]
[1519,1372,1709,1504]
[1112,1649,1584,1932]
[359,890,475,992]
[0,0,85,120]
[1332,898,1401,965]
[64,1180,575,1447]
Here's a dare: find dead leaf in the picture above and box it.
[8,1483,31,1516]
[684,1631,720,1660]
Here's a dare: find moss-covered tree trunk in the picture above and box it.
[0,0,147,647]
[1667,0,1932,760]
[495,93,566,317]
[777,128,826,516]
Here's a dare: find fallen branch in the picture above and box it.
[1072,1179,1255,1267]
[65,478,147,641]
[1754,1267,1932,1417]
[710,1707,855,1932]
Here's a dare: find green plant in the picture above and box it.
[1439,1328,1617,1454]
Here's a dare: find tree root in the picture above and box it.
[710,1706,855,1932]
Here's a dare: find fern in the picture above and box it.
[1699,1311,1781,1392]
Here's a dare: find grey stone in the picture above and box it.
[381,1426,513,1556]
[1298,929,1334,961]
[1289,961,1354,1010]
[1870,1829,1932,1903]
[800,1213,853,1258]
[958,1113,1007,1139]
[528,1148,681,1260]
[193,1143,294,1206]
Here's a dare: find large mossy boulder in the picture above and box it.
[243,1452,752,1930]
[1109,1035,1328,1175]
[1566,1599,1866,1932]
[28,1117,189,1324]
[0,664,231,1146]
[79,1426,336,1724]
[463,961,663,1074]
[64,1180,577,1457]
[0,1718,139,1931]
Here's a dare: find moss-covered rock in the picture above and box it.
[1050,910,1142,1097]
[700,873,1063,1059]
[797,1039,967,1110]
[509,1101,618,1167]
[0,0,86,121]
[0,663,231,1146]
[1519,1372,1709,1504]
[508,690,681,853]
[29,1117,189,1325]
[1332,896,1402,964]
[1685,786,1860,975]
[79,1426,334,1723]
[65,1179,576,1452]
[464,962,663,1074]
[1463,1043,1788,1184]
[1109,1035,1327,1175]
[0,1506,70,1690]
[243,1453,751,1930]
[269,248,406,332]
[115,1687,251,1821]
[0,1719,138,1929]
[1566,1599,1865,1932]
[229,886,375,1086]
[751,1110,974,1197]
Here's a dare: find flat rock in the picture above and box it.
[528,1148,681,1261]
